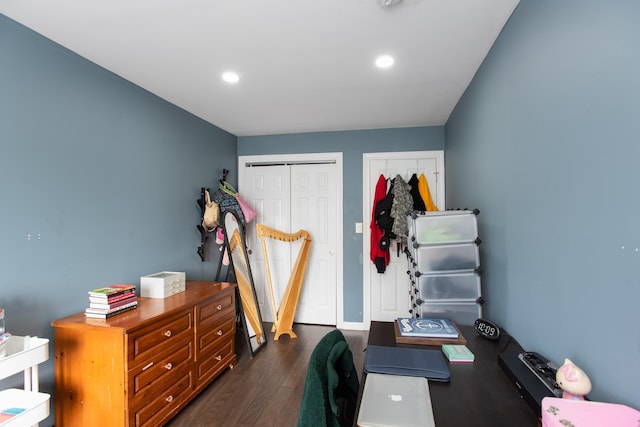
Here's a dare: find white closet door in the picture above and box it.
[242,162,338,326]
[291,163,337,325]
[364,152,445,324]
[243,165,291,324]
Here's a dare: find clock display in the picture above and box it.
[474,318,500,340]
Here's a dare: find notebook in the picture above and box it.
[364,345,451,382]
[357,373,436,427]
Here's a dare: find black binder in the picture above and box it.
[364,345,451,382]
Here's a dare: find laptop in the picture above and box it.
[357,373,436,427]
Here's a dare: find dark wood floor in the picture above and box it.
[165,323,369,427]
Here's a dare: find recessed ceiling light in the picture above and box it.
[375,55,394,69]
[222,71,240,83]
[378,0,402,7]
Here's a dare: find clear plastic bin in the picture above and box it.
[416,272,481,301]
[408,210,478,245]
[418,301,482,326]
[412,243,480,273]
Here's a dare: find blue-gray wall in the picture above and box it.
[446,0,640,408]
[0,15,237,423]
[3,0,639,417]
[238,128,445,322]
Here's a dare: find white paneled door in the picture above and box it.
[240,154,341,327]
[363,151,445,324]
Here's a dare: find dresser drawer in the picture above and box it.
[128,337,193,405]
[197,315,235,358]
[128,309,193,366]
[197,291,235,327]
[195,332,235,384]
[129,369,193,427]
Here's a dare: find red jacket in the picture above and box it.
[370,174,390,272]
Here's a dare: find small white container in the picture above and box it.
[140,271,186,299]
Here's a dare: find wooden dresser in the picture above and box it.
[51,281,237,427]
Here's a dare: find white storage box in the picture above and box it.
[408,210,479,245]
[140,271,186,298]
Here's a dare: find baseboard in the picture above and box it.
[339,321,367,331]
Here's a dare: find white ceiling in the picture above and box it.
[1,0,519,137]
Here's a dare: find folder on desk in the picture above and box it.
[364,345,450,382]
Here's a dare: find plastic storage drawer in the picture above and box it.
[412,243,480,273]
[416,272,481,301]
[418,302,482,326]
[408,210,479,245]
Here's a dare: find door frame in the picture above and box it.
[362,150,445,328]
[238,152,344,328]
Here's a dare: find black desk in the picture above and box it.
[362,321,539,427]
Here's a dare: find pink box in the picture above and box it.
[542,397,640,427]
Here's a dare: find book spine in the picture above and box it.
[88,284,136,297]
[442,345,474,362]
[85,304,137,319]
[85,300,138,315]
[89,289,136,302]
[89,295,137,310]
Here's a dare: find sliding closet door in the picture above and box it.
[241,159,338,326]
[242,165,291,324]
[290,163,337,325]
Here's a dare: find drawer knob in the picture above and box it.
[166,395,174,403]
[216,304,223,311]
[164,330,172,337]
[217,329,223,336]
[215,355,222,361]
[164,362,173,370]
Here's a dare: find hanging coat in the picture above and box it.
[418,173,439,211]
[370,174,390,273]
[390,174,412,246]
[408,173,426,211]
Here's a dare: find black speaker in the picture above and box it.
[497,352,556,416]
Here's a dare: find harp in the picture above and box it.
[256,223,312,340]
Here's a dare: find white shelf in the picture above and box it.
[0,389,50,426]
[1,337,49,384]
[0,336,50,427]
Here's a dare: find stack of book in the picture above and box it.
[85,284,138,319]
[442,344,475,363]
[395,317,467,345]
[397,317,459,338]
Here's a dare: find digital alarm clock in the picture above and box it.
[474,318,501,340]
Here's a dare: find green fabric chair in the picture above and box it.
[297,329,360,427]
